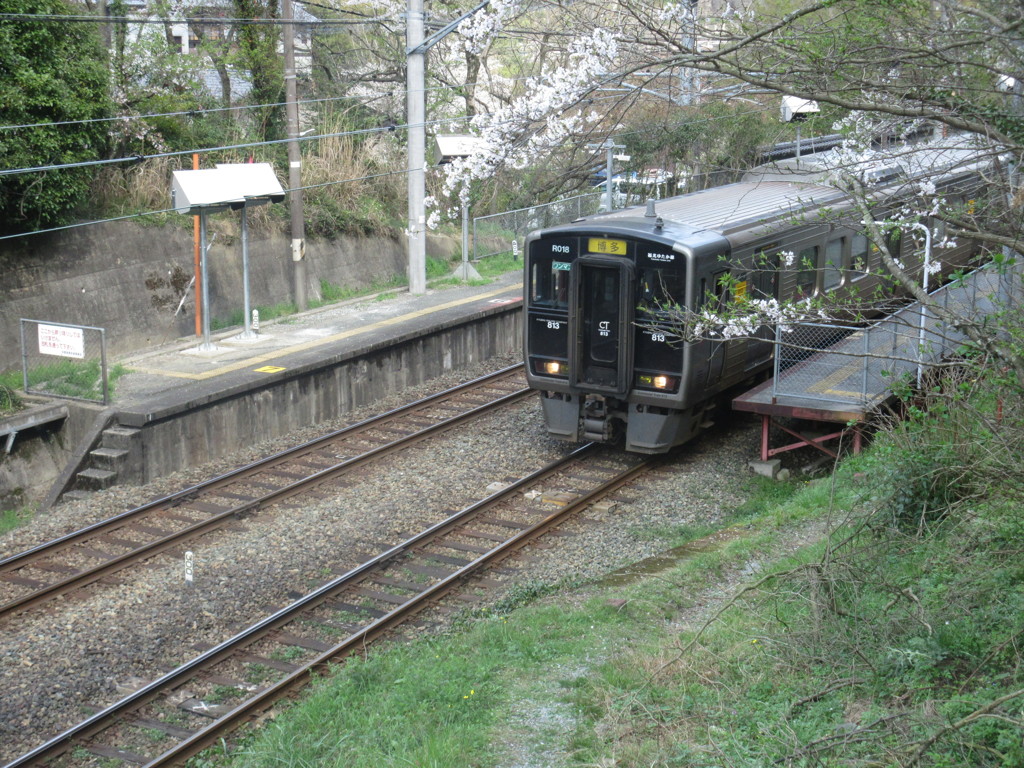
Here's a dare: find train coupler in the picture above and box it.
[582,395,616,442]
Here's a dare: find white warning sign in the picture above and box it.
[38,324,85,359]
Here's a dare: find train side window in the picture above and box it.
[530,258,570,309]
[750,245,779,300]
[823,237,844,291]
[638,267,685,312]
[850,234,870,280]
[887,232,902,269]
[794,245,818,299]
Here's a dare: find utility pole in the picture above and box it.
[407,0,427,295]
[406,0,491,295]
[587,138,626,211]
[283,0,307,310]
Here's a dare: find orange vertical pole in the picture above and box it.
[193,153,201,337]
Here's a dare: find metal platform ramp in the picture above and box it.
[733,261,1022,461]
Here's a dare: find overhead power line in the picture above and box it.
[0,94,380,132]
[0,113,478,178]
[0,12,374,26]
[0,66,559,134]
[0,166,412,242]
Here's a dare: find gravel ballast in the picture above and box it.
[0,355,763,762]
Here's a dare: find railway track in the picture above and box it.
[0,364,531,620]
[5,443,661,768]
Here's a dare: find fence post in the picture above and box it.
[472,216,478,262]
[862,328,869,404]
[462,201,470,265]
[20,320,28,393]
[100,328,110,405]
[771,324,782,399]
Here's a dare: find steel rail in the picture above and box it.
[0,366,531,618]
[5,444,661,768]
[0,364,524,571]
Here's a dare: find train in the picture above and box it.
[523,134,992,453]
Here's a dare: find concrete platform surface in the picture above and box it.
[113,272,524,412]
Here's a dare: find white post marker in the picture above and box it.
[512,238,519,261]
[185,551,194,586]
[252,309,260,334]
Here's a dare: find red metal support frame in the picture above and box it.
[759,414,862,462]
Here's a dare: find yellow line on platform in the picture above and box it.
[130,284,523,381]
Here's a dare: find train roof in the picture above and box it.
[534,133,993,251]
[600,178,840,236]
[562,177,841,251]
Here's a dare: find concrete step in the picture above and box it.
[90,446,130,471]
[101,426,142,451]
[77,468,117,491]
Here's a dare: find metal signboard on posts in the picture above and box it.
[20,319,110,404]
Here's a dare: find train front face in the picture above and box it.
[524,222,694,453]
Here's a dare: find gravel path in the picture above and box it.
[0,355,762,762]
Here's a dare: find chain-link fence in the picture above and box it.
[473,192,603,261]
[772,261,1022,405]
[19,319,110,404]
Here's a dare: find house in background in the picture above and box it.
[116,0,316,105]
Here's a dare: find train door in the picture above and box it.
[569,255,635,396]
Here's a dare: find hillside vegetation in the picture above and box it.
[207,360,1024,768]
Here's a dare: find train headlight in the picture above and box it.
[535,360,567,377]
[543,360,563,375]
[637,374,678,392]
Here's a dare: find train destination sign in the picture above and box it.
[38,324,85,359]
[587,237,627,255]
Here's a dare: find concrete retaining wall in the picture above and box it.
[0,221,456,373]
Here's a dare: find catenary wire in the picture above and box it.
[0,103,775,242]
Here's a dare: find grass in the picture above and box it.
[0,381,21,416]
[0,506,33,536]
[211,301,299,331]
[0,361,130,404]
[208,251,523,333]
[201,373,1024,767]
[473,250,522,279]
[309,275,407,309]
[208,468,831,768]
[428,251,523,289]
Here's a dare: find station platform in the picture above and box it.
[733,263,1019,462]
[113,271,523,409]
[45,272,524,506]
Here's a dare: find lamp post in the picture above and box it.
[587,137,626,211]
[909,222,933,389]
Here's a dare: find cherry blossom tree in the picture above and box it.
[432,0,1024,383]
